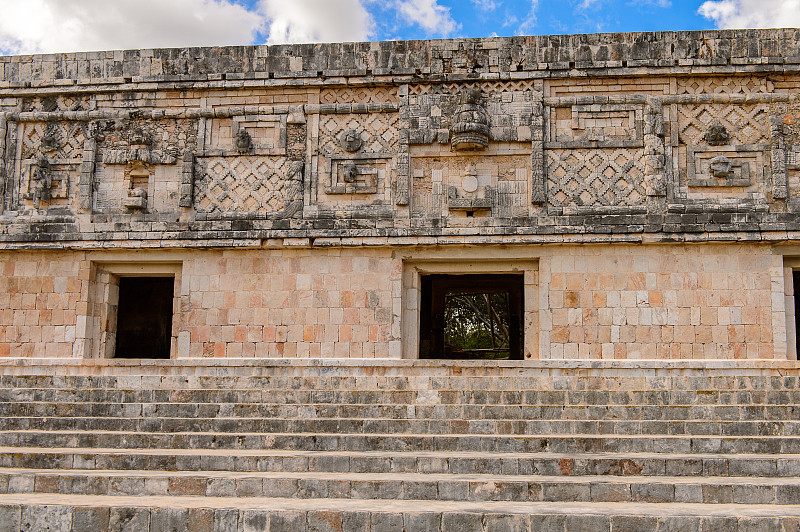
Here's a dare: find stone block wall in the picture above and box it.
[179,248,398,359]
[0,30,798,360]
[0,243,789,360]
[539,244,782,360]
[0,253,84,357]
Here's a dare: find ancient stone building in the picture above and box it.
[0,29,798,530]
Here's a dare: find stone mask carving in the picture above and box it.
[704,123,730,146]
[130,128,151,146]
[340,129,363,153]
[709,155,733,178]
[40,124,60,152]
[235,129,252,152]
[450,87,490,151]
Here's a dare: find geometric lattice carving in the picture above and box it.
[194,156,296,213]
[676,76,771,95]
[21,122,86,160]
[20,94,90,113]
[320,86,398,104]
[547,148,646,207]
[408,80,535,96]
[319,113,398,155]
[678,104,769,146]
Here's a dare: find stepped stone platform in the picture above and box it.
[0,359,798,530]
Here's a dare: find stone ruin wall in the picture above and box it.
[0,29,799,361]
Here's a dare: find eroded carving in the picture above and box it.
[340,129,363,153]
[23,156,52,208]
[234,128,252,152]
[450,88,490,151]
[103,127,177,165]
[709,155,733,178]
[704,123,730,146]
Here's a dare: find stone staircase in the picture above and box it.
[0,360,798,531]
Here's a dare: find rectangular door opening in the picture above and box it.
[115,276,174,359]
[420,274,523,360]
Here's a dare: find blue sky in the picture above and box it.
[0,0,795,56]
[360,0,713,42]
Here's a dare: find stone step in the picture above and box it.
[2,401,798,422]
[2,388,798,406]
[1,373,798,392]
[2,416,798,437]
[1,494,799,531]
[3,467,800,505]
[3,447,798,477]
[2,430,800,454]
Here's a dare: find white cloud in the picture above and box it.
[517,0,539,33]
[260,0,374,44]
[472,0,500,11]
[0,0,265,55]
[698,0,800,28]
[394,0,459,36]
[576,0,602,9]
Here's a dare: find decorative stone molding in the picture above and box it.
[179,151,195,208]
[771,116,788,199]
[78,137,97,212]
[686,145,762,187]
[326,155,390,195]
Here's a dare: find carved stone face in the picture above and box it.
[340,129,362,153]
[709,155,733,178]
[130,128,150,146]
[343,164,358,183]
[32,156,50,183]
[704,124,730,146]
[40,125,59,152]
[235,129,252,151]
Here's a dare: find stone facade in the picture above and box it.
[1,29,800,360]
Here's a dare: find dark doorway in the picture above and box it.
[420,274,524,360]
[115,276,174,358]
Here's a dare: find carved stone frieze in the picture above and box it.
[194,156,300,214]
[547,103,644,148]
[676,76,772,95]
[410,149,530,219]
[686,147,761,187]
[546,148,646,207]
[202,115,286,156]
[677,103,768,147]
[319,113,398,156]
[450,88,490,151]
